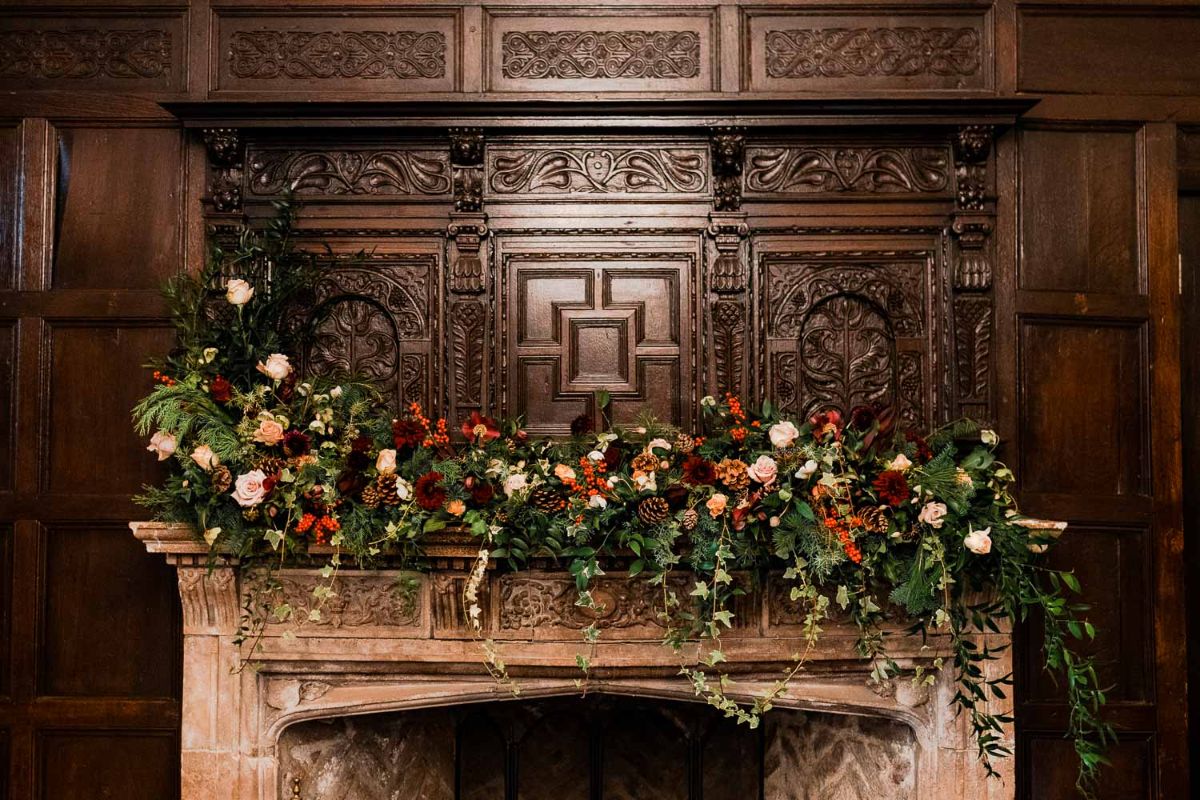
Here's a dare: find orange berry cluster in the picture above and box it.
[567,455,609,499]
[820,507,863,565]
[408,402,451,448]
[296,513,340,546]
[725,393,749,442]
[151,369,176,387]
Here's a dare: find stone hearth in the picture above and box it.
[132,521,1016,800]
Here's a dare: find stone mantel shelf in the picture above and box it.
[132,519,1054,799]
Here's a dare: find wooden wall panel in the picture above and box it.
[0,322,13,493]
[53,127,182,290]
[39,524,179,699]
[0,126,18,291]
[0,11,187,93]
[743,7,992,93]
[37,731,177,800]
[44,323,175,495]
[212,9,459,95]
[1022,735,1155,800]
[1019,128,1141,294]
[1018,9,1200,96]
[0,525,10,700]
[484,7,718,93]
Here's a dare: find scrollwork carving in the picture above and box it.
[451,300,486,408]
[500,575,681,630]
[765,27,980,79]
[745,146,950,195]
[953,296,991,414]
[712,300,746,398]
[501,30,700,80]
[246,149,451,196]
[488,147,707,195]
[268,574,421,629]
[0,28,171,80]
[228,30,445,80]
[800,295,895,417]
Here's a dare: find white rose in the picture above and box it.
[225,279,254,305]
[747,455,779,485]
[888,454,913,472]
[147,430,177,461]
[768,420,800,449]
[330,386,343,399]
[232,469,268,507]
[981,429,999,446]
[964,526,993,555]
[202,347,218,363]
[503,473,528,497]
[256,353,292,381]
[648,437,672,452]
[394,477,412,502]
[918,501,948,528]
[375,449,397,475]
[700,395,717,408]
[190,444,218,471]
[794,459,819,481]
[634,471,657,492]
[589,494,607,509]
[587,450,605,462]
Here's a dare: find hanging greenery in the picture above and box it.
[133,203,1112,794]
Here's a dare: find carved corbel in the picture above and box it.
[447,128,488,295]
[706,216,749,294]
[201,127,243,214]
[447,219,488,294]
[710,127,745,213]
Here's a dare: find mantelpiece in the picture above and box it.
[131,521,1023,800]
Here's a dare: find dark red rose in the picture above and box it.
[392,418,424,450]
[210,375,232,403]
[351,435,373,453]
[336,469,368,497]
[278,371,298,403]
[810,409,844,440]
[873,470,910,507]
[603,443,623,471]
[663,484,689,510]
[460,411,500,443]
[848,405,877,431]
[469,480,495,507]
[905,430,934,462]
[414,471,447,511]
[682,455,716,486]
[570,414,594,436]
[282,430,311,457]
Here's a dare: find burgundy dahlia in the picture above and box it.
[415,471,447,511]
[681,454,717,486]
[873,470,910,507]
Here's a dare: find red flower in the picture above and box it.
[873,470,910,507]
[460,411,501,443]
[468,480,495,507]
[810,409,843,440]
[681,455,716,486]
[282,430,311,457]
[392,418,424,450]
[210,375,232,403]
[663,484,689,509]
[603,443,623,471]
[905,430,933,462]
[414,471,447,511]
[262,473,279,494]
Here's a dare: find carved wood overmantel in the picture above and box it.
[182,99,1025,434]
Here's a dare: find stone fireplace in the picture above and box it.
[133,521,1016,800]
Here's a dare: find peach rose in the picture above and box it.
[232,470,268,507]
[225,278,254,305]
[146,430,176,461]
[964,526,992,555]
[554,463,577,482]
[918,501,948,529]
[768,420,800,449]
[747,455,778,485]
[190,444,219,471]
[376,449,397,475]
[706,493,728,517]
[253,417,285,446]
[256,353,292,381]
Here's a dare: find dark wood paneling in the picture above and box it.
[0,126,18,291]
[44,323,174,495]
[37,730,177,800]
[1022,734,1155,800]
[744,7,991,93]
[0,322,13,493]
[0,525,10,699]
[1019,9,1200,96]
[1180,186,1200,799]
[53,126,182,290]
[1019,127,1140,294]
[39,523,179,699]
[1017,319,1146,498]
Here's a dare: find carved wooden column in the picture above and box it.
[706,128,749,401]
[201,127,243,215]
[950,125,996,422]
[447,127,488,421]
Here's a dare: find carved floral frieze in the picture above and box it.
[0,28,171,80]
[228,30,446,80]
[246,148,451,196]
[745,146,950,195]
[501,30,701,80]
[488,146,708,196]
[764,27,981,79]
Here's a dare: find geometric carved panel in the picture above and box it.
[500,244,694,435]
[297,254,436,414]
[758,250,934,429]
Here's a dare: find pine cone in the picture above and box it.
[494,507,511,524]
[373,473,401,507]
[631,451,660,473]
[211,466,233,493]
[674,433,696,454]
[361,483,383,509]
[680,508,699,531]
[637,496,670,525]
[256,455,287,476]
[860,505,889,533]
[529,486,567,513]
[715,458,750,491]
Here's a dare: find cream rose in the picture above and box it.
[376,449,397,475]
[964,526,993,555]
[256,353,292,381]
[589,494,608,509]
[888,454,913,472]
[706,493,728,517]
[395,476,413,502]
[768,420,800,449]
[747,455,778,485]
[553,463,577,482]
[225,279,254,305]
[147,430,177,461]
[634,471,657,492]
[252,417,285,446]
[503,473,528,497]
[190,444,218,471]
[918,501,948,529]
[980,429,999,446]
[232,469,268,507]
[794,459,819,481]
[647,437,672,452]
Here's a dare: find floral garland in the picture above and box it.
[132,205,1112,794]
